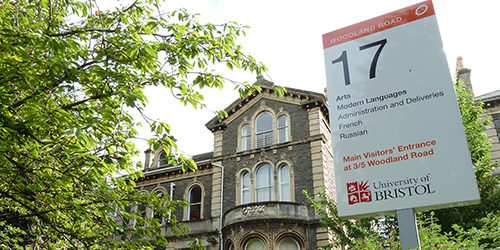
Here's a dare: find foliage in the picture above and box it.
[307,189,500,249]
[429,82,500,233]
[0,0,272,248]
[304,189,379,249]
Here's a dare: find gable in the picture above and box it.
[205,78,328,132]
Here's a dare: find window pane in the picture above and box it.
[190,186,201,203]
[280,165,289,183]
[280,183,290,201]
[256,112,273,148]
[242,172,250,204]
[278,116,288,127]
[256,188,271,202]
[256,164,272,187]
[158,151,169,167]
[279,237,299,250]
[242,136,251,150]
[190,204,201,220]
[278,116,288,143]
[278,128,287,143]
[189,186,202,220]
[242,125,252,150]
[242,124,252,150]
[243,172,251,188]
[256,112,273,132]
[246,238,265,250]
[242,190,250,204]
[242,125,251,136]
[280,165,290,201]
[256,164,273,202]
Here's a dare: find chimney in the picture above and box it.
[455,56,474,96]
[144,145,152,170]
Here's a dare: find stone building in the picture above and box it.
[456,57,500,174]
[475,89,500,174]
[131,77,334,250]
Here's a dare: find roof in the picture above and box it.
[476,89,500,103]
[191,151,213,162]
[140,151,214,179]
[205,77,328,131]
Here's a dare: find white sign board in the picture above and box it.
[323,0,480,219]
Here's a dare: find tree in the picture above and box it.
[429,82,500,233]
[304,188,379,249]
[0,0,278,248]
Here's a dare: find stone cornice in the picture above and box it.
[211,134,325,162]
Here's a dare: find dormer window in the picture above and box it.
[256,111,273,148]
[158,151,169,168]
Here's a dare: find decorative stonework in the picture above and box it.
[280,153,286,159]
[242,204,265,216]
[223,219,309,250]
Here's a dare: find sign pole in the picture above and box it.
[397,208,420,250]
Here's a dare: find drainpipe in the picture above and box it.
[211,163,224,250]
[169,182,175,222]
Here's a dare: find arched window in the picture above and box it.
[256,112,273,148]
[256,164,273,202]
[241,172,251,204]
[279,165,290,201]
[245,238,265,250]
[226,241,234,250]
[278,237,299,250]
[189,185,202,220]
[158,151,169,168]
[277,115,289,143]
[241,124,252,150]
[132,203,146,227]
[151,190,165,225]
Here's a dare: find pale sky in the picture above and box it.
[127,0,500,164]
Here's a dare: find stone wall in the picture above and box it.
[482,101,500,171]
[217,96,315,214]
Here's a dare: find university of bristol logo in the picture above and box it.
[347,180,372,205]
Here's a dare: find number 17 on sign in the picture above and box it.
[331,39,387,86]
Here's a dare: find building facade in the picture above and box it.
[131,78,335,249]
[456,59,500,174]
[475,88,500,174]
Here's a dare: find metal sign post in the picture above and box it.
[397,208,420,249]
